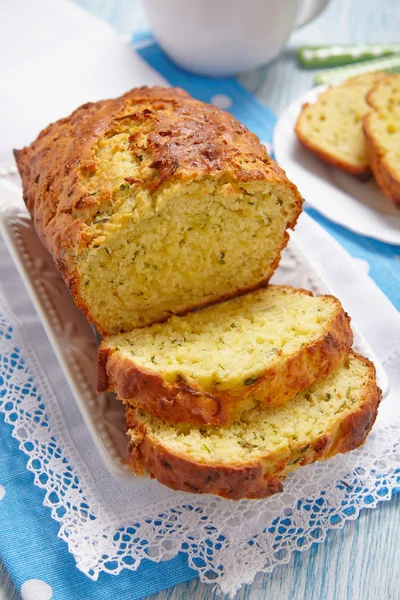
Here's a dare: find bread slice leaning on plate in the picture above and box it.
[295,72,384,179]
[14,86,303,335]
[364,74,400,208]
[98,286,353,426]
[126,352,381,500]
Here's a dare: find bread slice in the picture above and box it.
[126,352,381,500]
[364,74,400,208]
[295,72,384,178]
[99,286,353,426]
[14,86,303,335]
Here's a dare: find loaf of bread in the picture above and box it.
[295,73,384,178]
[126,352,381,500]
[15,86,380,501]
[364,74,400,208]
[15,86,303,335]
[99,286,353,426]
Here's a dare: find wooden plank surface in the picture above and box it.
[1,1,399,598]
[148,493,400,600]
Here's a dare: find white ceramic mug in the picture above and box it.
[142,0,331,77]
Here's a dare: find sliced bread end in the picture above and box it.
[99,286,353,426]
[295,72,385,179]
[364,74,400,208]
[126,352,381,500]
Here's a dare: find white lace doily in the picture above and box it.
[0,205,399,597]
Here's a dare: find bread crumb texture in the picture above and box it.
[80,177,298,333]
[103,286,351,392]
[130,352,377,466]
[295,72,384,176]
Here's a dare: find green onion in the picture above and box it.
[244,376,259,386]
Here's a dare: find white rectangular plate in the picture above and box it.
[0,179,390,481]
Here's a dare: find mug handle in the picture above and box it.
[295,0,331,29]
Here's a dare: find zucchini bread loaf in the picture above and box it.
[15,86,303,335]
[99,286,353,426]
[364,74,400,208]
[295,72,383,178]
[126,352,381,500]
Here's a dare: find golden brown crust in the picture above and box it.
[127,428,284,499]
[15,86,303,334]
[125,353,381,500]
[363,78,400,208]
[98,289,353,426]
[363,117,400,207]
[295,103,371,180]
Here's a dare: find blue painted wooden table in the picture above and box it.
[1,1,399,598]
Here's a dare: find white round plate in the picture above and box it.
[273,85,400,246]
